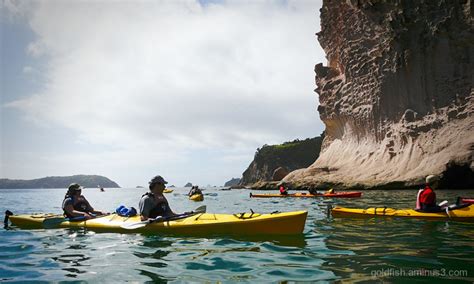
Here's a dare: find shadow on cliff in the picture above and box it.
[440,163,474,189]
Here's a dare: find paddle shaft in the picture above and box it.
[121,205,206,230]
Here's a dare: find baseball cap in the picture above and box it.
[149,175,168,187]
[68,183,84,191]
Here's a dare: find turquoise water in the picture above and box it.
[1,187,473,283]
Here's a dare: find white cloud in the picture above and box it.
[4,0,325,186]
[22,66,34,73]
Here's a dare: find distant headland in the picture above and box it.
[0,175,120,189]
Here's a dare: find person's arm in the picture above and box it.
[139,196,153,221]
[82,197,104,216]
[64,203,93,219]
[163,197,176,216]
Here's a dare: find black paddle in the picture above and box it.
[121,205,206,230]
[42,215,87,229]
[42,213,108,229]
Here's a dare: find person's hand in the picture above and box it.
[83,213,94,220]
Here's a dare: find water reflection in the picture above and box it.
[318,217,474,282]
[137,269,168,283]
[2,188,474,282]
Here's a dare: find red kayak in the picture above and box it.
[250,192,362,198]
[460,197,474,204]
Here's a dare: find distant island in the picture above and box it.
[184,182,192,187]
[0,175,120,189]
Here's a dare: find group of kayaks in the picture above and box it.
[5,190,474,236]
[250,191,474,222]
[250,191,362,198]
[164,188,204,201]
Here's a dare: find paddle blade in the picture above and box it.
[438,200,448,207]
[120,219,156,230]
[42,217,67,229]
[120,221,147,230]
[194,205,206,213]
[43,216,88,229]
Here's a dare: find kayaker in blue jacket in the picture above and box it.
[62,183,104,219]
[139,175,176,221]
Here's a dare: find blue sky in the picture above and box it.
[1,0,325,188]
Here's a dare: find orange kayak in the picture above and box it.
[250,192,362,198]
[461,197,474,204]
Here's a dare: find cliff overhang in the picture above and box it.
[283,0,474,189]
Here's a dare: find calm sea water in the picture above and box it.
[1,187,473,283]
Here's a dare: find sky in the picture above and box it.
[1,0,325,188]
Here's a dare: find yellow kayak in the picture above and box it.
[189,193,204,201]
[8,211,307,235]
[163,189,174,193]
[331,204,474,222]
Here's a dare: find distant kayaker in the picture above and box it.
[279,184,288,195]
[139,175,176,221]
[62,183,104,220]
[188,185,202,197]
[416,175,440,212]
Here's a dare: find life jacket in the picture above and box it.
[142,192,172,218]
[419,185,436,205]
[189,188,201,196]
[62,195,91,218]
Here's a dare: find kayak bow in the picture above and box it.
[460,197,474,204]
[189,193,204,201]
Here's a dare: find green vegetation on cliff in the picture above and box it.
[0,175,120,189]
[240,134,324,185]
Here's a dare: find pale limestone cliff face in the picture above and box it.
[285,0,474,189]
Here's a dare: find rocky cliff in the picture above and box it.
[285,0,474,189]
[0,175,120,189]
[240,136,324,186]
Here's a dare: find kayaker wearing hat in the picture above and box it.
[416,175,440,212]
[139,175,176,221]
[62,183,104,220]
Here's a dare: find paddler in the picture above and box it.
[188,185,202,197]
[279,183,288,195]
[139,175,176,221]
[62,183,105,220]
[416,175,441,212]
